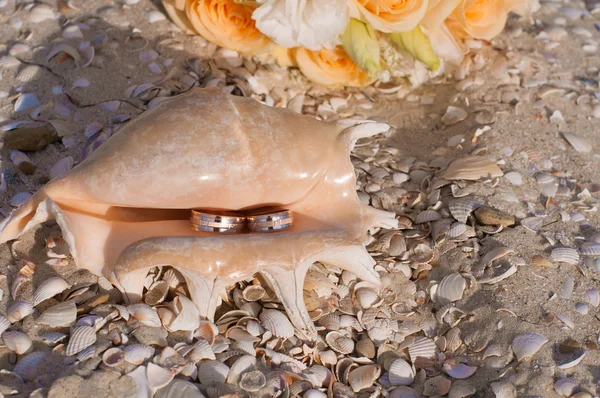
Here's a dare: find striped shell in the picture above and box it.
[388,358,415,386]
[348,365,380,393]
[259,309,294,338]
[147,362,176,391]
[197,360,229,385]
[436,273,466,305]
[2,330,32,354]
[123,344,155,365]
[580,242,600,256]
[0,315,10,335]
[6,301,34,323]
[36,300,77,327]
[445,328,462,353]
[65,325,97,356]
[127,304,162,327]
[326,331,355,354]
[449,197,484,223]
[33,277,71,306]
[439,156,503,181]
[446,222,469,239]
[167,294,201,332]
[226,355,257,384]
[414,210,441,224]
[408,337,436,362]
[550,248,580,265]
[187,339,215,362]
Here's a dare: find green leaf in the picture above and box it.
[389,26,440,71]
[340,18,381,77]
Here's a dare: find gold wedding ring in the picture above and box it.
[190,210,246,233]
[247,209,294,232]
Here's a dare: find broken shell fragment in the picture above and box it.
[580,242,600,257]
[65,326,97,356]
[102,347,125,367]
[2,330,32,354]
[7,301,34,323]
[442,106,468,125]
[436,273,466,305]
[520,217,544,232]
[583,289,599,307]
[197,360,229,385]
[33,277,71,306]
[36,300,77,327]
[388,358,415,386]
[550,248,580,265]
[259,309,294,339]
[474,206,515,227]
[408,337,437,362]
[423,375,452,396]
[443,362,477,379]
[10,151,36,174]
[127,304,162,327]
[440,156,503,180]
[123,344,155,365]
[511,333,548,360]
[348,364,380,393]
[554,378,578,397]
[449,197,484,223]
[561,132,592,153]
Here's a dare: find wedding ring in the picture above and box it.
[247,209,294,232]
[190,210,246,233]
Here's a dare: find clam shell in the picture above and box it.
[7,301,34,322]
[317,313,340,331]
[408,337,436,362]
[583,288,599,307]
[123,344,155,365]
[49,156,74,180]
[319,350,337,366]
[550,248,580,265]
[580,242,600,256]
[155,379,204,398]
[242,285,266,302]
[388,358,415,386]
[36,300,77,327]
[167,295,200,331]
[554,378,578,397]
[239,370,266,392]
[511,333,548,360]
[14,351,46,381]
[559,276,575,299]
[348,364,380,393]
[127,304,162,327]
[326,331,355,354]
[78,346,97,362]
[575,303,588,315]
[445,328,462,353]
[440,156,503,181]
[102,347,125,367]
[226,355,256,384]
[436,273,466,305]
[0,315,10,335]
[449,197,484,223]
[423,375,451,396]
[556,313,574,329]
[144,280,169,305]
[65,325,97,356]
[197,360,229,385]
[33,277,71,306]
[355,287,379,309]
[2,331,32,354]
[481,247,514,267]
[562,132,592,153]
[259,309,294,338]
[446,222,468,239]
[442,106,468,125]
[147,362,176,391]
[443,362,477,379]
[187,339,215,362]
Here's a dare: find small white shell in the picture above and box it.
[326,331,354,354]
[102,347,125,367]
[29,4,56,22]
[562,132,592,153]
[388,358,415,386]
[33,277,71,306]
[127,304,162,327]
[443,362,477,379]
[521,217,544,232]
[556,313,575,329]
[504,172,523,186]
[259,309,294,338]
[554,378,578,397]
[167,295,200,331]
[575,303,588,315]
[2,330,32,354]
[408,337,436,363]
[559,276,575,299]
[147,362,175,391]
[7,301,34,322]
[583,288,599,307]
[348,365,380,393]
[36,300,77,327]
[445,328,462,353]
[197,360,229,385]
[446,222,468,239]
[0,316,10,335]
[436,273,466,305]
[49,156,74,180]
[511,333,548,361]
[65,326,97,356]
[550,248,580,265]
[442,106,468,125]
[440,156,503,181]
[123,344,155,365]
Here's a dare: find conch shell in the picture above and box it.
[0,88,397,339]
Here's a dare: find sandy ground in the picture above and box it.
[0,0,600,397]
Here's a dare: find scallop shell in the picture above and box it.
[239,370,267,392]
[326,331,355,354]
[14,351,46,381]
[583,288,599,307]
[187,339,215,363]
[155,379,204,398]
[423,375,452,396]
[446,222,468,239]
[197,360,229,385]
[550,248,580,265]
[436,273,466,305]
[562,132,592,153]
[259,309,294,339]
[226,355,256,384]
[440,156,503,181]
[127,304,162,327]
[41,332,67,345]
[7,301,34,322]
[123,344,155,365]
[511,333,548,361]
[168,294,201,332]
[242,285,266,302]
[33,277,71,306]
[388,358,415,386]
[408,337,437,362]
[36,300,77,327]
[65,326,97,356]
[443,362,477,379]
[102,347,125,367]
[449,197,484,223]
[348,364,380,393]
[355,287,379,309]
[580,242,600,256]
[2,331,32,354]
[415,210,441,224]
[144,280,169,305]
[445,328,462,353]
[554,378,578,397]
[0,315,11,336]
[147,362,176,391]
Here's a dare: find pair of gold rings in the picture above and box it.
[189,209,294,233]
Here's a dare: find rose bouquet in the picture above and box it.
[162,0,539,87]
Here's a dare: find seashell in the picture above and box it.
[446,222,468,239]
[449,197,484,223]
[2,331,32,354]
[423,375,451,396]
[550,248,580,265]
[65,326,97,356]
[317,313,340,331]
[304,390,327,398]
[389,386,419,398]
[318,350,337,366]
[33,277,71,306]
[259,309,294,339]
[348,364,380,393]
[503,171,522,186]
[558,351,586,370]
[14,351,46,381]
[155,379,204,398]
[194,321,218,345]
[554,378,578,397]
[0,315,11,335]
[530,254,553,267]
[575,303,588,315]
[7,301,34,322]
[448,383,477,398]
[580,242,600,257]
[415,210,441,224]
[355,287,379,309]
[326,331,354,354]
[29,4,56,22]
[474,206,515,227]
[242,285,266,302]
[355,336,375,358]
[511,333,548,361]
[408,337,436,363]
[436,273,466,305]
[239,370,266,392]
[11,192,33,207]
[41,332,67,345]
[147,362,175,391]
[226,355,256,384]
[167,294,201,331]
[127,304,162,327]
[561,132,592,153]
[72,77,90,88]
[367,318,393,344]
[388,358,415,386]
[583,289,599,307]
[442,106,468,125]
[439,156,503,181]
[443,362,477,379]
[146,10,167,23]
[556,313,574,329]
[144,280,169,305]
[197,360,229,385]
[36,300,77,327]
[123,344,155,365]
[49,157,74,180]
[559,276,574,299]
[46,237,70,258]
[445,327,462,353]
[14,93,40,112]
[10,150,36,174]
[102,347,125,367]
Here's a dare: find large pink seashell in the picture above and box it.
[0,87,397,339]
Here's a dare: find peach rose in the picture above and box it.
[420,0,462,31]
[348,0,429,33]
[294,47,375,87]
[162,0,196,34]
[184,0,272,55]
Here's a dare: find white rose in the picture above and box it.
[424,23,465,66]
[252,0,350,51]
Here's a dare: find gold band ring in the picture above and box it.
[190,210,246,233]
[247,209,294,232]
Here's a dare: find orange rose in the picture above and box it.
[421,0,462,31]
[348,0,429,33]
[450,0,520,41]
[162,0,196,34]
[184,0,272,55]
[294,47,375,87]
